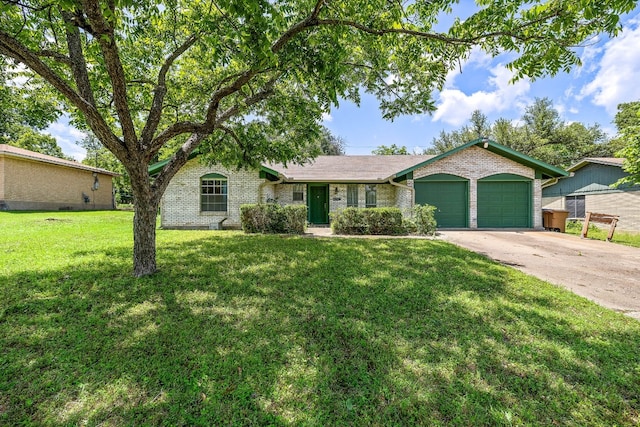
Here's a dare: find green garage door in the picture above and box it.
[415,174,468,228]
[477,174,532,228]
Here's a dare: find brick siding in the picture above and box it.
[412,146,542,228]
[161,160,264,229]
[162,147,546,229]
[0,156,114,210]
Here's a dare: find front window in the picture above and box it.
[201,175,228,212]
[293,183,304,201]
[365,184,377,208]
[347,184,358,207]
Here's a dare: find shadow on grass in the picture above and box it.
[1,233,639,425]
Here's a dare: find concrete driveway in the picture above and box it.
[438,230,640,320]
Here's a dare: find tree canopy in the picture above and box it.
[614,101,640,184]
[0,0,634,276]
[426,99,617,168]
[318,127,346,155]
[372,144,410,155]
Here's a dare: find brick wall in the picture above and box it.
[327,183,396,213]
[0,156,5,204]
[274,183,307,206]
[1,156,114,210]
[413,146,541,228]
[161,160,264,229]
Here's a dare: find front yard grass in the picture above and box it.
[565,219,640,248]
[1,211,639,426]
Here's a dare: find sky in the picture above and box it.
[46,7,640,161]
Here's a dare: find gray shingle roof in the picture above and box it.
[265,155,435,182]
[569,157,624,171]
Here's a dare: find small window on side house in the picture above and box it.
[201,174,228,212]
[365,184,377,208]
[347,184,358,207]
[293,184,304,201]
[565,195,585,218]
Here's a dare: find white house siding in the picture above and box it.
[413,146,541,228]
[543,191,640,231]
[541,196,563,210]
[160,160,265,229]
[586,191,640,231]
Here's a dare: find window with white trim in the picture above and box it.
[201,175,228,212]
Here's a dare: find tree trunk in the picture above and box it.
[129,159,161,277]
[133,196,159,277]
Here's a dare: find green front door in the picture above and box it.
[309,184,329,224]
[477,176,531,228]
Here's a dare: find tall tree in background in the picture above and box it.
[372,144,410,155]
[426,99,616,168]
[0,60,67,157]
[0,1,633,276]
[318,127,346,155]
[425,110,491,154]
[614,101,640,184]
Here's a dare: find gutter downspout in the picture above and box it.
[388,176,415,212]
[259,176,284,202]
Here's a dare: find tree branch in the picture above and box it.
[150,131,209,199]
[80,0,138,146]
[140,34,199,148]
[147,121,202,159]
[35,49,72,66]
[271,0,326,53]
[61,10,96,107]
[0,29,126,160]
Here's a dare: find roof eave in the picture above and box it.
[396,138,568,179]
[0,150,119,176]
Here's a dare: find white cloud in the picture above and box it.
[433,64,531,126]
[321,112,333,122]
[45,120,87,161]
[579,16,640,114]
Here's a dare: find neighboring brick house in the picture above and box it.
[542,158,640,231]
[153,139,567,229]
[0,144,118,211]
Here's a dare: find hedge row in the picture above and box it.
[240,204,307,234]
[331,205,437,236]
[331,207,406,235]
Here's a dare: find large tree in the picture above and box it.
[318,127,346,155]
[372,144,410,155]
[614,101,640,184]
[427,99,616,168]
[0,0,633,276]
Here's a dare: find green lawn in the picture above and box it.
[1,211,639,426]
[565,220,640,248]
